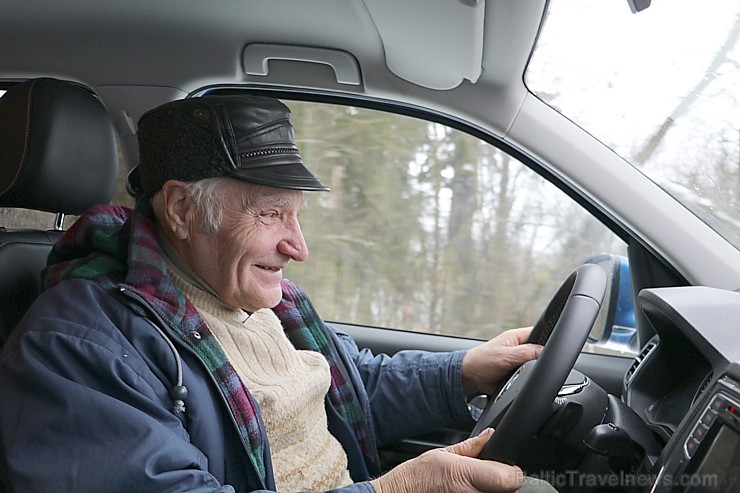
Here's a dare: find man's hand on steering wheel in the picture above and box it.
[371,428,524,493]
[461,327,543,397]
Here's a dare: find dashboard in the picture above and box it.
[628,287,740,492]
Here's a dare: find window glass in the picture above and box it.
[284,102,628,349]
[526,0,740,249]
[0,209,75,230]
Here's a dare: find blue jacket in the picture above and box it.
[0,278,471,492]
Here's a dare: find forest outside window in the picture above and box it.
[283,102,628,352]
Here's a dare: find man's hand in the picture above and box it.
[371,428,523,493]
[461,327,543,397]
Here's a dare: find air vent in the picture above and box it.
[624,338,658,385]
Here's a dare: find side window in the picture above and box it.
[0,209,74,230]
[284,102,630,354]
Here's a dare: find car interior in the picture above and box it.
[2,1,740,492]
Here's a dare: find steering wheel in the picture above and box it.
[471,263,607,464]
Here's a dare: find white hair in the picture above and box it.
[152,176,305,235]
[181,176,232,234]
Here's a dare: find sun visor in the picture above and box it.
[363,0,485,90]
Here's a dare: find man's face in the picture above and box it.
[184,180,308,311]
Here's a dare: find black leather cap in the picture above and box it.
[131,95,329,196]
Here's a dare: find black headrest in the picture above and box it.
[0,78,118,215]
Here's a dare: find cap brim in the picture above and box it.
[228,163,330,191]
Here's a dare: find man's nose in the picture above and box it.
[278,218,309,262]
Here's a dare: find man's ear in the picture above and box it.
[159,180,192,240]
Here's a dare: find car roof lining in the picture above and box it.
[0,0,546,133]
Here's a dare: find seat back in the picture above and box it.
[0,78,119,345]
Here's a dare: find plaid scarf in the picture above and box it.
[275,282,379,471]
[42,203,380,483]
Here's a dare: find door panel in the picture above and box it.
[333,322,631,397]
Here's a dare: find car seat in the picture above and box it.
[0,77,119,347]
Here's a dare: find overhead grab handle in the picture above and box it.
[243,43,362,86]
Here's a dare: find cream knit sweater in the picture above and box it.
[172,273,353,493]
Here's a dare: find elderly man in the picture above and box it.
[0,95,544,492]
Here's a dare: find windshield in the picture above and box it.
[526,0,740,249]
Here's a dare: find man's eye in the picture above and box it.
[260,211,279,223]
